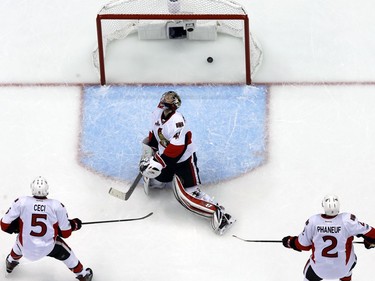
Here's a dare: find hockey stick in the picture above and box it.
[108,172,143,201]
[233,235,364,244]
[232,235,282,243]
[82,212,153,225]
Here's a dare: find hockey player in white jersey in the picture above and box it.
[0,176,93,281]
[282,194,375,281]
[139,90,235,235]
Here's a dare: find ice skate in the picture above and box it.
[76,268,93,281]
[5,255,19,273]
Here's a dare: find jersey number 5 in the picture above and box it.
[30,213,48,237]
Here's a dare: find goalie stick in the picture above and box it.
[232,235,364,244]
[108,172,143,201]
[82,212,153,225]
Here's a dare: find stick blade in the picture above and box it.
[108,173,143,201]
[232,235,246,242]
[108,187,126,200]
[232,235,282,243]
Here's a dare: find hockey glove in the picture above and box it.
[3,218,20,234]
[139,157,150,173]
[363,236,375,249]
[282,236,301,252]
[140,155,165,179]
[69,218,82,231]
[364,240,375,249]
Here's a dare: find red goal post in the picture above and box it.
[94,0,263,85]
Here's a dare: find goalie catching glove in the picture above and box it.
[139,153,166,179]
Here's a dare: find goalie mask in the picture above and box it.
[322,194,340,216]
[159,91,181,111]
[31,176,49,197]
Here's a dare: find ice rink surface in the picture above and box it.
[1,0,375,281]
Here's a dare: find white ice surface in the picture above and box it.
[1,0,375,280]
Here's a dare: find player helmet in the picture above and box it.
[160,91,181,111]
[31,176,49,197]
[322,194,340,216]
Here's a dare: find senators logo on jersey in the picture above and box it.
[158,128,170,147]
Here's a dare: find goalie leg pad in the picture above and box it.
[184,186,216,204]
[143,176,150,195]
[172,175,217,218]
[145,178,170,191]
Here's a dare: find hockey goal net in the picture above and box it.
[94,0,263,85]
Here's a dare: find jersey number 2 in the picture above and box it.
[30,214,48,237]
[322,235,338,258]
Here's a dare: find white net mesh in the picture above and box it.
[100,0,247,15]
[93,0,263,83]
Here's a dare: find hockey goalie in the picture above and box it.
[139,90,236,235]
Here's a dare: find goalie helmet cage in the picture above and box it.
[94,0,263,85]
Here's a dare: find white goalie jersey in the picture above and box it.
[150,107,196,163]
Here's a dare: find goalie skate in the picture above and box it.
[212,207,236,236]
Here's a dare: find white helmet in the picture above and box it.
[31,176,49,197]
[322,194,340,216]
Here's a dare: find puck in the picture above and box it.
[207,57,213,63]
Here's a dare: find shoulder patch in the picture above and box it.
[176,122,184,128]
[305,219,310,226]
[350,214,356,221]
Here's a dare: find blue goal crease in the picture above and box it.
[79,85,268,184]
